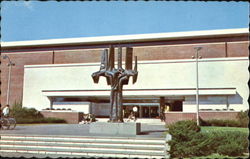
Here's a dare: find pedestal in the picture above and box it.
[89,122,141,135]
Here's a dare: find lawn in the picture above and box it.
[191,153,249,159]
[201,126,249,133]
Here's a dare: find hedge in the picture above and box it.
[167,120,249,158]
[10,102,66,124]
[200,110,249,128]
[236,110,249,127]
[16,117,66,124]
[200,119,242,127]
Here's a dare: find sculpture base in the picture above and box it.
[89,122,141,136]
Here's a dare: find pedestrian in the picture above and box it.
[127,111,135,122]
[132,106,138,121]
[2,104,10,118]
[162,104,170,122]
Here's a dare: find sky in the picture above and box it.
[1,1,249,42]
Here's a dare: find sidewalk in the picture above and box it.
[0,123,167,138]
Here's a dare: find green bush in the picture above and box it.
[167,120,200,136]
[167,120,249,158]
[167,120,211,158]
[217,143,244,157]
[17,117,66,124]
[201,119,242,127]
[11,104,43,123]
[10,102,66,124]
[205,131,248,154]
[200,110,249,128]
[236,110,249,127]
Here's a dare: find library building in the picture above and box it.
[1,28,248,124]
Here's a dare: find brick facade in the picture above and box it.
[1,33,249,107]
[164,111,239,124]
[40,111,83,124]
[1,52,53,107]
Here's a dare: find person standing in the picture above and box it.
[161,104,170,122]
[132,106,138,121]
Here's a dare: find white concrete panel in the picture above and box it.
[42,89,236,97]
[52,102,90,113]
[23,58,249,111]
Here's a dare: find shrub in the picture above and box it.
[167,120,211,158]
[10,104,43,121]
[200,110,249,128]
[237,110,249,120]
[200,119,245,127]
[168,120,200,137]
[16,117,66,124]
[10,102,66,124]
[167,120,249,158]
[205,131,248,154]
[217,143,244,156]
[236,110,249,127]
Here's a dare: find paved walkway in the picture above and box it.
[0,123,167,138]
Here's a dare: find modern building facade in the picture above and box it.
[1,28,249,123]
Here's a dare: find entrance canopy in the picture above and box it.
[42,88,236,98]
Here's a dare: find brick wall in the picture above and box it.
[40,111,83,124]
[165,111,239,124]
[49,41,249,64]
[227,41,249,57]
[1,52,53,107]
[1,36,248,107]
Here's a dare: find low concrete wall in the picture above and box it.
[165,111,239,124]
[40,111,83,124]
[89,122,141,136]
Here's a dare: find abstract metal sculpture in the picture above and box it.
[92,46,138,122]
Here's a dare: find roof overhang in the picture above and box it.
[1,28,248,49]
[42,88,237,98]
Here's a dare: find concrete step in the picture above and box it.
[0,151,163,158]
[0,146,164,155]
[0,141,164,150]
[0,134,167,158]
[0,135,165,145]
[1,145,164,156]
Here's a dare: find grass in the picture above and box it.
[201,126,249,133]
[190,153,249,159]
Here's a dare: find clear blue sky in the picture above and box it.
[1,1,249,42]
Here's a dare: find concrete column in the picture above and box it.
[139,106,142,118]
[160,97,165,112]
[149,107,151,118]
[160,97,165,121]
[89,102,92,114]
[49,98,53,109]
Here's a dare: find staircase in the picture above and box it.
[0,134,167,158]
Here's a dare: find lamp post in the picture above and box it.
[2,55,15,105]
[192,47,202,126]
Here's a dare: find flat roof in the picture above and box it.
[1,28,248,48]
[42,88,237,97]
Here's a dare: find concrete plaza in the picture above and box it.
[0,122,167,138]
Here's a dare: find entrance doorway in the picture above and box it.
[123,105,159,118]
[171,101,183,111]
